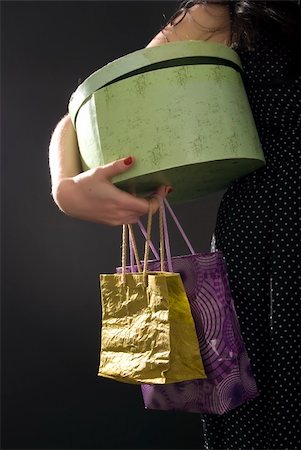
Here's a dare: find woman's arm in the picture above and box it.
[49,114,82,189]
[49,115,169,226]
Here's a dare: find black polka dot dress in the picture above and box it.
[203,28,301,450]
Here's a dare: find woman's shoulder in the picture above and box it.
[147,4,231,48]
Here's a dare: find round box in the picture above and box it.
[69,41,265,202]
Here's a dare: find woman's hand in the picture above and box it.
[52,156,170,226]
[49,115,170,226]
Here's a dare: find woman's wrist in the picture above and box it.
[51,177,76,212]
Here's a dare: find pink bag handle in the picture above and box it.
[163,199,196,256]
[132,198,196,272]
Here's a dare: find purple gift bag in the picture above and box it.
[117,199,259,414]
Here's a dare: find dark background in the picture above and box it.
[1,2,224,449]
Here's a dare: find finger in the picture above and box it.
[123,216,141,225]
[105,211,142,226]
[154,185,172,198]
[100,156,135,180]
[124,185,172,215]
[101,183,151,215]
[147,196,161,215]
[93,212,140,227]
[147,185,172,214]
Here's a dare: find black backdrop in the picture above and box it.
[1,2,224,449]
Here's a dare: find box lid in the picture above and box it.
[69,40,242,124]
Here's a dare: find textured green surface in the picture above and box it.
[69,40,242,123]
[70,41,265,202]
[114,159,264,203]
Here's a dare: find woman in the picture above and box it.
[154,2,299,449]
[49,1,300,448]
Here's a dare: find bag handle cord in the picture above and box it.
[134,198,196,272]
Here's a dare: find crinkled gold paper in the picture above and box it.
[98,272,206,384]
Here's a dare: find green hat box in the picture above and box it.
[69,40,265,203]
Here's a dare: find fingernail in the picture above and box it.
[124,156,133,166]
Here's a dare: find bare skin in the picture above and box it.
[49,4,231,226]
[147,4,231,48]
[49,115,169,225]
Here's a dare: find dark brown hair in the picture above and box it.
[167,0,300,49]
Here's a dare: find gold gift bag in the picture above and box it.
[98,202,206,384]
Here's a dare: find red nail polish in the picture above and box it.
[124,156,133,166]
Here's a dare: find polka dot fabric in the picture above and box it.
[203,29,300,449]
